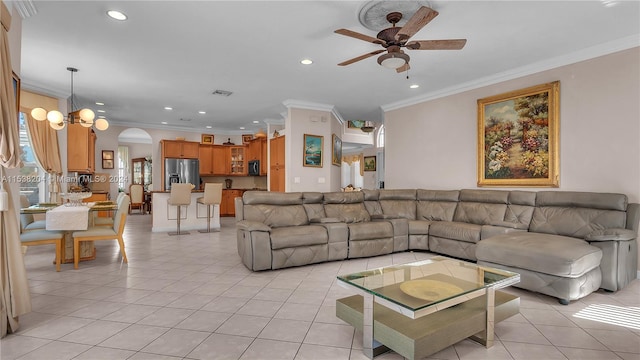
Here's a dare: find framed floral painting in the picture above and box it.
[477,81,560,187]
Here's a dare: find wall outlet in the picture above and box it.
[318,177,325,184]
[294,177,301,184]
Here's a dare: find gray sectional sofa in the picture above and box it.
[235,189,639,304]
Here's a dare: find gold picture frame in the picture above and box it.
[331,134,342,166]
[201,134,214,145]
[303,134,323,168]
[242,134,253,144]
[477,81,560,187]
[364,156,376,171]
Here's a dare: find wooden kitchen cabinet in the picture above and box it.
[67,123,96,173]
[220,189,244,216]
[199,145,214,175]
[208,145,247,176]
[269,135,285,192]
[161,140,199,159]
[247,138,267,175]
[83,192,109,217]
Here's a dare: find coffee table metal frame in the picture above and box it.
[337,256,520,359]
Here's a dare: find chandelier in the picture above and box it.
[30,67,109,131]
[361,121,376,133]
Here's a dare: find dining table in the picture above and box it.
[21,201,118,264]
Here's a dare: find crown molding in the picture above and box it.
[382,34,640,113]
[13,0,37,19]
[282,99,345,125]
[21,80,68,99]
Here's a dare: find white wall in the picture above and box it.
[385,48,640,203]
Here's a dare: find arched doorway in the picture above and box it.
[117,128,152,192]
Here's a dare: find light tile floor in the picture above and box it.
[2,215,640,360]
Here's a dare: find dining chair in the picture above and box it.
[72,195,130,269]
[197,183,223,233]
[20,229,64,271]
[94,192,127,227]
[168,183,193,236]
[129,184,145,214]
[19,194,46,232]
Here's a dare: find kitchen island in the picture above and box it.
[151,191,220,233]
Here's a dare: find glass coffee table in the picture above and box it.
[337,256,520,359]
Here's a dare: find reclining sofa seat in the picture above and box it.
[477,191,639,303]
[236,191,348,271]
[428,189,536,261]
[363,189,414,252]
[323,191,394,258]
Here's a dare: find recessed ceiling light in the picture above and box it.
[95,102,104,106]
[198,111,206,114]
[239,127,245,130]
[107,10,127,21]
[164,107,172,110]
[252,120,260,124]
[97,109,106,113]
[98,116,106,119]
[161,121,168,125]
[300,59,313,65]
[410,84,420,89]
[206,126,212,129]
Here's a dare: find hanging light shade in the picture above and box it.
[30,67,109,131]
[361,121,376,133]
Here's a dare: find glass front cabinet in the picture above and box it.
[131,157,152,191]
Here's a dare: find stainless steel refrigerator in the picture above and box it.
[164,158,199,190]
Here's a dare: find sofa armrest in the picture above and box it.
[489,220,529,230]
[237,220,271,232]
[310,217,341,224]
[585,228,636,242]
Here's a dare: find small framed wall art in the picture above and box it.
[303,134,323,168]
[201,134,214,145]
[102,150,114,169]
[364,156,376,171]
[242,134,253,144]
[332,134,342,166]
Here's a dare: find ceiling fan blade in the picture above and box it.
[395,6,439,42]
[338,49,385,66]
[396,63,410,73]
[406,39,467,50]
[335,29,386,45]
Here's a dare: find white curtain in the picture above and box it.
[1,0,31,338]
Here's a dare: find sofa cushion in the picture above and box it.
[324,203,370,223]
[416,190,459,222]
[408,220,431,235]
[348,221,393,241]
[243,204,309,228]
[476,233,603,277]
[429,221,481,243]
[270,225,328,249]
[530,207,627,238]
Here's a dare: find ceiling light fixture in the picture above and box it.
[300,59,313,65]
[377,51,410,69]
[206,126,212,129]
[161,121,168,125]
[164,106,172,110]
[107,10,127,21]
[410,84,419,89]
[31,67,109,131]
[360,121,376,133]
[95,102,104,106]
[198,111,206,114]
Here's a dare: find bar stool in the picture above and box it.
[197,183,223,233]
[168,183,193,236]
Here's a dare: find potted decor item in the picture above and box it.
[225,179,233,189]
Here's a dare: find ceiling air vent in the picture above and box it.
[212,89,233,97]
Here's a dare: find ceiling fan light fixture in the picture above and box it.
[377,52,409,69]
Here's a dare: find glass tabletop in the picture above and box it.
[337,256,519,312]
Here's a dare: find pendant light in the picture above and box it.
[30,67,109,131]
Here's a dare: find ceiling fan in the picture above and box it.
[335,6,466,73]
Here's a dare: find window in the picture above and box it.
[19,112,45,204]
[117,146,129,192]
[376,124,385,148]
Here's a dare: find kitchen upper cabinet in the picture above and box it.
[212,146,228,175]
[269,136,285,192]
[229,146,246,175]
[199,145,214,175]
[67,123,96,173]
[247,138,267,175]
[161,140,199,159]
